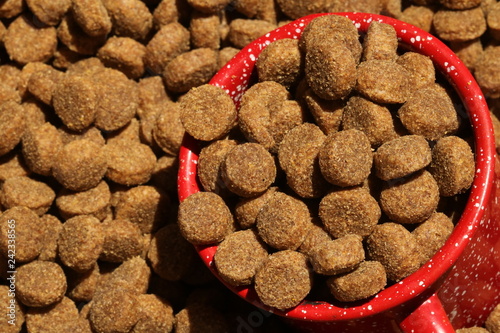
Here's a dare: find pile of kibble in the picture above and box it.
[0,0,500,332]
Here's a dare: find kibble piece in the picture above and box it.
[144,22,190,74]
[432,7,486,42]
[0,206,43,263]
[486,303,500,333]
[380,170,440,224]
[256,192,311,250]
[190,11,220,49]
[276,0,326,19]
[58,126,105,146]
[26,297,81,333]
[0,0,25,19]
[440,0,481,9]
[89,289,139,333]
[100,218,143,262]
[179,84,237,141]
[309,234,365,275]
[164,48,218,93]
[175,303,230,333]
[16,261,67,307]
[327,260,387,302]
[342,95,398,147]
[57,215,105,272]
[366,222,424,281]
[22,98,50,131]
[256,39,303,87]
[52,46,85,69]
[52,74,97,132]
[38,214,63,261]
[373,135,432,180]
[218,46,240,69]
[362,21,398,61]
[66,264,100,302]
[0,152,30,182]
[178,192,234,245]
[0,101,25,157]
[17,62,52,99]
[151,155,178,194]
[254,250,312,310]
[98,256,151,295]
[186,0,230,13]
[0,176,55,216]
[56,180,110,220]
[97,37,147,80]
[398,5,434,32]
[319,187,380,239]
[103,140,156,186]
[428,136,475,197]
[106,117,141,144]
[147,224,195,281]
[72,0,112,36]
[102,0,153,40]
[356,60,411,104]
[398,84,460,140]
[0,83,20,105]
[214,229,269,286]
[0,64,21,91]
[27,66,64,105]
[66,56,105,75]
[449,38,483,71]
[53,139,107,191]
[221,143,276,197]
[153,0,184,28]
[131,294,175,333]
[228,19,276,49]
[3,15,57,64]
[298,220,330,256]
[456,328,490,333]
[396,52,436,91]
[234,187,277,229]
[319,129,373,187]
[22,122,64,176]
[27,0,70,26]
[0,285,25,333]
[412,212,454,262]
[474,46,500,98]
[488,2,500,41]
[328,0,383,13]
[303,88,344,135]
[198,139,238,196]
[57,13,107,55]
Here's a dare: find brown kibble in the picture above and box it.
[319,187,380,239]
[38,214,63,261]
[303,88,344,135]
[22,122,64,176]
[17,62,52,99]
[373,135,432,181]
[256,39,303,87]
[114,185,170,234]
[0,64,21,91]
[100,218,143,262]
[0,176,55,216]
[366,222,424,281]
[198,139,238,196]
[98,256,151,295]
[412,212,454,262]
[488,2,500,41]
[474,45,500,98]
[428,136,475,197]
[131,294,175,333]
[275,0,326,19]
[57,13,107,55]
[178,191,234,245]
[147,224,196,281]
[174,303,230,333]
[105,117,141,144]
[103,140,156,186]
[356,60,411,104]
[98,38,146,80]
[319,129,373,187]
[396,51,436,91]
[256,192,311,250]
[89,289,139,333]
[26,0,70,26]
[52,46,85,69]
[186,0,230,14]
[66,56,105,75]
[4,15,57,65]
[0,0,25,19]
[58,125,105,147]
[26,297,81,333]
[218,46,240,69]
[190,11,221,49]
[53,139,107,191]
[214,229,269,286]
[398,84,460,140]
[0,152,30,183]
[432,7,486,42]
[179,84,237,141]
[0,206,43,263]
[0,83,20,105]
[0,101,25,157]
[380,170,440,224]
[222,143,276,197]
[309,234,365,275]
[0,285,25,333]
[66,264,100,302]
[27,66,64,105]
[151,155,178,194]
[298,220,331,257]
[234,187,277,229]
[456,328,490,333]
[398,5,434,32]
[254,250,312,310]
[153,0,185,29]
[57,215,104,272]
[102,0,153,40]
[327,260,387,302]
[362,21,398,61]
[17,261,67,307]
[22,98,50,131]
[72,0,112,37]
[228,18,276,49]
[486,303,500,333]
[449,38,483,72]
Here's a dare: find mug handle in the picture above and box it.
[399,293,455,333]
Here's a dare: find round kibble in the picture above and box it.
[26,297,81,333]
[0,100,25,157]
[25,0,70,26]
[152,101,186,156]
[72,0,112,37]
[131,294,175,333]
[234,187,277,229]
[27,66,64,105]
[432,7,486,42]
[0,152,30,182]
[412,212,455,262]
[57,13,107,55]
[362,21,398,62]
[0,175,55,216]
[56,180,111,220]
[486,304,500,333]
[298,221,332,257]
[97,36,147,79]
[227,18,276,49]
[178,191,234,245]
[0,285,25,333]
[16,261,67,307]
[396,52,436,91]
[256,38,303,87]
[102,0,153,40]
[97,256,151,295]
[100,218,143,263]
[89,288,139,333]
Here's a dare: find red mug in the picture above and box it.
[178,13,500,332]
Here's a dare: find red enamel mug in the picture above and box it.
[178,12,500,332]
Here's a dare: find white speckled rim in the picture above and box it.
[178,12,496,323]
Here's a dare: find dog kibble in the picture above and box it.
[38,214,63,261]
[152,102,185,156]
[228,19,276,49]
[254,250,312,310]
[327,260,387,302]
[0,176,55,216]
[234,187,277,229]
[256,38,302,87]
[22,98,49,131]
[198,139,238,196]
[72,0,112,37]
[97,36,147,80]
[303,88,344,135]
[89,288,139,333]
[190,11,221,49]
[100,218,143,262]
[399,5,434,32]
[362,21,398,61]
[26,297,81,333]
[178,191,234,245]
[131,294,175,333]
[396,51,436,91]
[486,303,500,333]
[27,66,64,105]
[456,328,490,333]
[26,0,70,26]
[66,264,100,302]
[218,46,240,69]
[57,13,107,55]
[0,152,30,182]
[214,229,269,286]
[102,0,153,41]
[0,101,25,157]
[449,38,484,72]
[16,260,67,307]
[433,7,486,42]
[475,45,500,98]
[174,303,230,333]
[22,122,63,176]
[0,285,25,333]
[298,220,332,257]
[412,212,454,262]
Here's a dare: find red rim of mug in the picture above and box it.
[178,12,496,321]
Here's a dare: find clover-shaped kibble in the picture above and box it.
[256,192,312,251]
[179,84,237,141]
[327,260,387,302]
[89,289,139,333]
[55,180,111,220]
[221,143,276,198]
[397,84,460,140]
[131,294,175,333]
[16,261,67,307]
[366,223,424,282]
[428,136,475,197]
[319,129,373,187]
[380,170,440,224]
[254,250,313,310]
[198,139,238,196]
[26,297,82,333]
[178,192,234,245]
[234,187,278,229]
[412,212,454,263]
[52,139,107,191]
[214,229,269,286]
[319,187,381,239]
[57,215,104,272]
[373,135,432,181]
[362,21,398,62]
[0,176,55,215]
[0,101,25,157]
